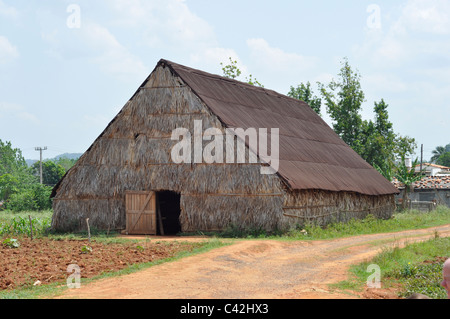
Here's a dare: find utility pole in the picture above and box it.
[420,144,423,174]
[35,147,47,184]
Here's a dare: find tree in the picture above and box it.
[0,139,37,202]
[31,160,66,186]
[0,139,27,176]
[358,99,417,180]
[311,59,417,180]
[54,156,79,172]
[431,146,446,163]
[445,143,450,153]
[360,99,395,170]
[436,152,450,167]
[287,82,321,115]
[0,139,55,211]
[319,57,365,155]
[394,156,423,211]
[220,57,264,87]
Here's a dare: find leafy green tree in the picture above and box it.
[436,152,450,167]
[220,57,264,87]
[394,156,423,211]
[54,156,78,172]
[359,99,416,180]
[31,160,66,186]
[313,59,416,179]
[0,139,27,176]
[0,173,20,201]
[359,99,394,167]
[0,140,55,211]
[319,57,365,155]
[0,140,37,202]
[6,189,37,212]
[287,82,322,115]
[431,146,446,163]
[393,135,417,160]
[32,183,53,210]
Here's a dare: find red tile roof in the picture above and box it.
[392,175,450,189]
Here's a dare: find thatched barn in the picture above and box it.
[51,59,399,234]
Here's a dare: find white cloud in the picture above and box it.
[82,22,148,80]
[399,0,450,35]
[247,38,318,72]
[190,47,246,76]
[0,102,40,124]
[0,0,18,19]
[363,73,407,93]
[0,36,19,64]
[40,13,148,81]
[245,38,320,93]
[108,0,217,50]
[355,0,450,67]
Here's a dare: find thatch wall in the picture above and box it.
[280,190,395,228]
[51,64,396,233]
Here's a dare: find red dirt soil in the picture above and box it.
[1,225,449,299]
[59,224,450,299]
[0,237,200,290]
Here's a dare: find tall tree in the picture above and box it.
[220,57,264,87]
[287,82,321,115]
[359,99,400,179]
[436,152,450,167]
[0,140,36,202]
[31,160,66,186]
[394,156,423,211]
[431,146,446,163]
[319,57,365,155]
[0,139,27,176]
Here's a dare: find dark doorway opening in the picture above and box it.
[156,191,181,235]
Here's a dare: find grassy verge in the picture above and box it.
[187,205,450,240]
[286,205,450,240]
[332,236,449,299]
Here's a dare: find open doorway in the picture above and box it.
[156,190,181,235]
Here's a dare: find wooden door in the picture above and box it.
[125,191,156,235]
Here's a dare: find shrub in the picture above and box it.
[6,190,37,212]
[32,183,53,210]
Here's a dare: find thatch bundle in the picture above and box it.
[281,190,395,228]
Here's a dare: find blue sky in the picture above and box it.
[0,0,449,161]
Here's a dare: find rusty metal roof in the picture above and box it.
[160,59,399,196]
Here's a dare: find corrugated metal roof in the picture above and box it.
[160,59,399,196]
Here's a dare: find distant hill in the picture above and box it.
[52,153,82,160]
[26,153,82,167]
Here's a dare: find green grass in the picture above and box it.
[181,205,450,240]
[0,210,52,237]
[285,205,450,241]
[333,236,449,299]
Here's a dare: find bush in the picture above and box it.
[399,261,447,299]
[32,184,53,210]
[6,190,37,211]
[3,184,52,212]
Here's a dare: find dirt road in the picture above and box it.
[58,224,450,299]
